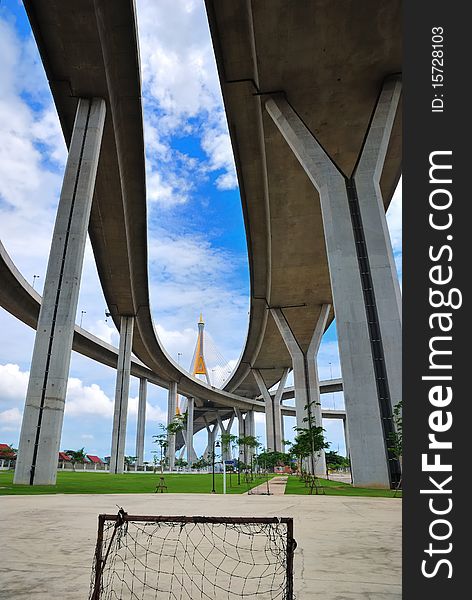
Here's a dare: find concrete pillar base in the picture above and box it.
[110,315,135,474]
[265,79,402,488]
[14,98,106,486]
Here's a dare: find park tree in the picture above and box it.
[65,447,86,471]
[325,451,350,471]
[220,433,238,460]
[166,414,186,436]
[237,435,261,480]
[255,450,291,471]
[288,399,329,494]
[153,424,169,474]
[174,458,188,469]
[124,456,137,470]
[191,456,210,470]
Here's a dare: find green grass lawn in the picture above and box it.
[0,470,272,496]
[285,475,402,498]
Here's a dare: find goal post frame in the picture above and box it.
[91,512,296,600]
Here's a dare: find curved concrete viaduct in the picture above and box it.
[207,0,402,487]
[7,1,401,487]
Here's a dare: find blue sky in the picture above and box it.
[0,0,402,462]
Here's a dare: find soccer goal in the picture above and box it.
[89,509,296,599]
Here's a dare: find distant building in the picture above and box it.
[86,455,103,465]
[58,451,71,465]
[0,444,16,460]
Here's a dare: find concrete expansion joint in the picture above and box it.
[266,303,307,310]
[252,89,286,98]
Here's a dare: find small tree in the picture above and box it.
[191,456,210,471]
[325,451,350,471]
[65,448,86,471]
[255,451,291,471]
[220,433,238,459]
[124,456,137,470]
[237,435,261,481]
[174,457,188,470]
[153,424,169,474]
[166,414,186,436]
[288,398,329,494]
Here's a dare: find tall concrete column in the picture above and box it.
[186,397,197,466]
[235,408,247,464]
[14,98,106,486]
[281,414,286,453]
[166,381,177,471]
[246,410,256,463]
[353,79,403,417]
[253,368,288,453]
[110,315,134,474]
[265,78,402,487]
[203,416,219,461]
[343,416,351,462]
[216,413,235,462]
[135,378,147,467]
[271,306,330,475]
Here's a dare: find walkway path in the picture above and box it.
[248,475,288,495]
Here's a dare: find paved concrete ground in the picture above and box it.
[0,493,401,599]
[249,475,288,495]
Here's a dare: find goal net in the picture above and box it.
[89,509,296,600]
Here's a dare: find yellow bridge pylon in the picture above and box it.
[175,313,211,416]
[192,313,211,385]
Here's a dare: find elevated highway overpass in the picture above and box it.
[1,240,346,456]
[8,0,401,488]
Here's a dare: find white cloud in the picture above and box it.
[0,17,63,284]
[146,169,189,207]
[65,377,114,418]
[0,363,29,406]
[0,407,22,432]
[135,0,238,202]
[86,319,118,347]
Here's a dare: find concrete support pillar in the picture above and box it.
[265,78,402,487]
[246,410,255,437]
[110,315,134,474]
[253,368,288,453]
[166,381,177,471]
[343,417,351,462]
[203,416,219,461]
[216,413,235,462]
[270,305,330,476]
[246,410,256,463]
[14,98,106,486]
[135,378,147,467]
[281,413,286,453]
[186,397,197,466]
[235,408,247,464]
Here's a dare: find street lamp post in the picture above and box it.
[238,449,242,485]
[211,440,220,493]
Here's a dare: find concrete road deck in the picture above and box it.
[0,493,401,599]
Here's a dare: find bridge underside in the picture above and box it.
[206,0,401,397]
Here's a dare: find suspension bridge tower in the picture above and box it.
[191,313,211,385]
